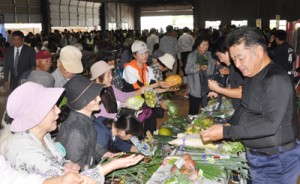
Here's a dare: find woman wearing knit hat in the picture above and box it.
[56,75,144,173]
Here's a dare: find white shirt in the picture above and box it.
[147,34,159,55]
[123,64,155,85]
[4,132,66,177]
[14,45,23,59]
[0,155,45,184]
[178,33,194,53]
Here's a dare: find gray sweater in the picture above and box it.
[185,50,216,98]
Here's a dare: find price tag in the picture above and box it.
[174,157,185,169]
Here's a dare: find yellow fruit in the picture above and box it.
[158,127,172,137]
[165,74,183,88]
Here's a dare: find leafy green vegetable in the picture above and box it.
[163,170,194,184]
[125,95,145,110]
[105,151,163,183]
[196,163,223,180]
[165,100,179,116]
[161,116,189,136]
[219,141,245,155]
[193,117,214,130]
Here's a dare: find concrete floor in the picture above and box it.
[0,81,190,129]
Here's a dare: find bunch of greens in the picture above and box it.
[107,154,162,183]
[219,141,246,155]
[166,158,223,181]
[161,116,189,135]
[200,98,234,119]
[193,116,215,130]
[165,100,179,117]
[193,155,249,181]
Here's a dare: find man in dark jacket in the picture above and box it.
[3,30,35,92]
[268,30,295,83]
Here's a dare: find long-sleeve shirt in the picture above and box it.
[159,35,181,60]
[94,116,132,152]
[268,42,295,73]
[52,68,68,88]
[224,63,298,149]
[95,86,136,119]
[4,132,66,177]
[178,33,194,53]
[0,155,45,184]
[123,59,156,91]
[185,50,216,98]
[147,34,159,55]
[56,111,107,170]
[228,64,244,109]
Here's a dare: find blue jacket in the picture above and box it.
[94,116,132,152]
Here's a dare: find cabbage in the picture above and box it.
[125,95,145,110]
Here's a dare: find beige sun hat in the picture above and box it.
[59,45,83,74]
[159,53,175,70]
[90,61,115,80]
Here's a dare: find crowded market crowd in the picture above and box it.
[0,24,299,184]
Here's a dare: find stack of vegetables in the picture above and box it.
[104,136,165,183]
[157,99,189,137]
[163,152,248,184]
[166,132,248,183]
[200,98,234,119]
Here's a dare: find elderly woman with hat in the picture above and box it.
[150,50,175,81]
[4,82,81,177]
[56,75,144,172]
[0,70,56,155]
[90,61,146,120]
[90,61,156,154]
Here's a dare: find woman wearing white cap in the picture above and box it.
[151,51,175,81]
[122,40,172,134]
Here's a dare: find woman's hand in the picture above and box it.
[154,87,168,94]
[116,154,144,168]
[199,65,208,71]
[138,86,148,94]
[101,154,144,175]
[157,81,171,89]
[63,161,80,174]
